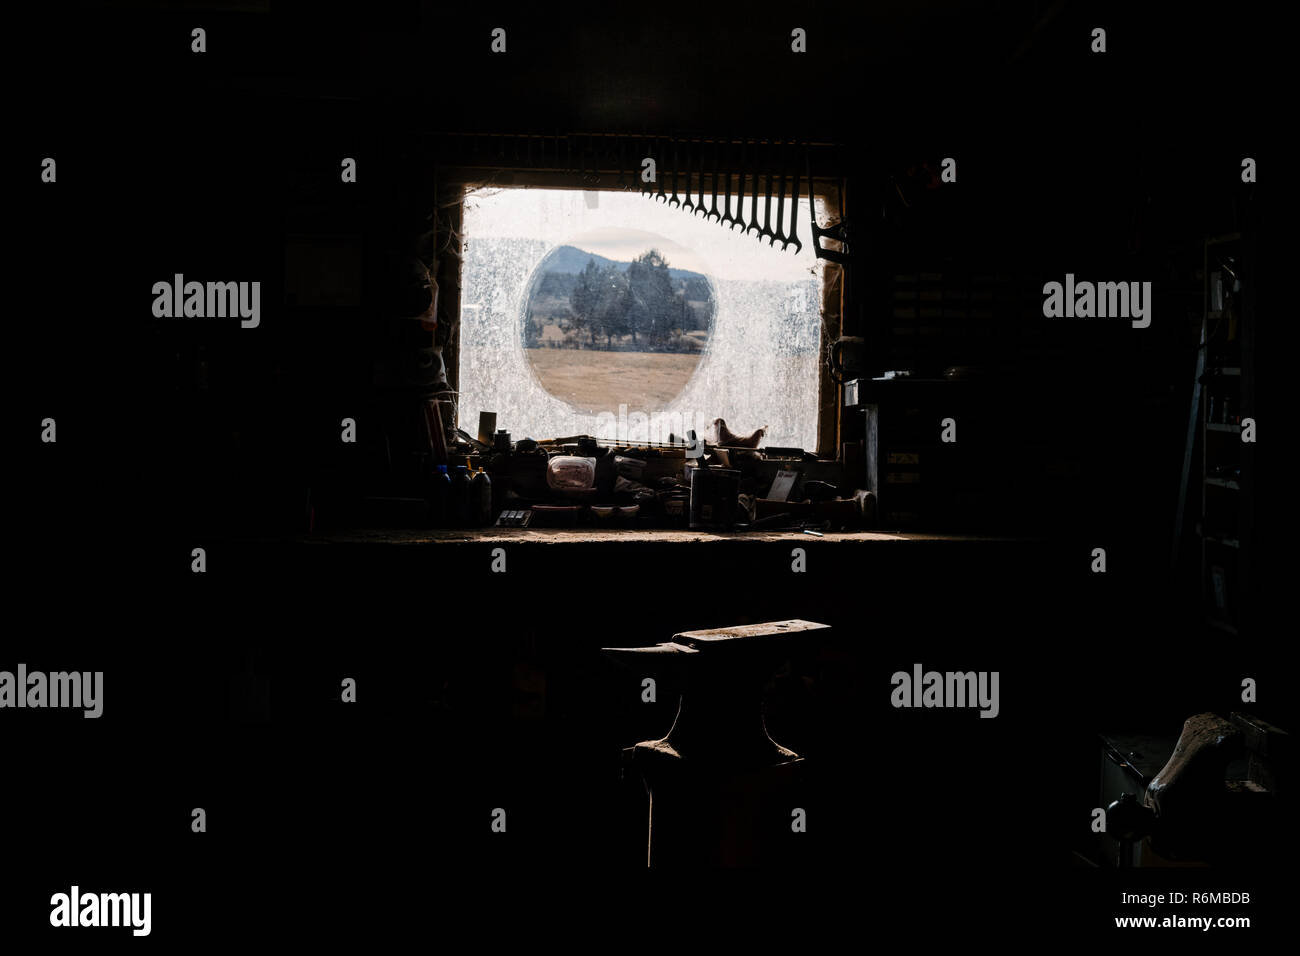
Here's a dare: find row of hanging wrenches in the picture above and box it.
[638,137,804,254]
[447,132,841,263]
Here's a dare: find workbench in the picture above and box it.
[281,528,1034,546]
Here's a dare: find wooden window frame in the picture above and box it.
[431,152,844,460]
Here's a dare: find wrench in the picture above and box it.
[695,140,708,216]
[746,141,764,237]
[681,140,695,213]
[707,141,722,222]
[654,138,668,202]
[807,149,851,264]
[668,139,681,206]
[720,141,735,228]
[772,142,788,248]
[637,137,651,196]
[759,143,777,245]
[733,141,747,232]
[783,142,803,254]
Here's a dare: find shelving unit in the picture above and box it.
[1196,234,1252,633]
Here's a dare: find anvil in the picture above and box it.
[604,619,829,867]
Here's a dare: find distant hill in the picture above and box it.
[543,245,707,284]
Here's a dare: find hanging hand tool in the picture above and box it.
[669,139,682,207]
[807,148,851,264]
[746,142,764,237]
[783,142,803,254]
[681,140,696,213]
[654,138,667,202]
[732,141,747,232]
[695,139,709,217]
[772,142,789,248]
[637,136,652,197]
[720,141,736,228]
[706,141,722,222]
[759,143,777,245]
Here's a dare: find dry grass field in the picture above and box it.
[526,348,702,413]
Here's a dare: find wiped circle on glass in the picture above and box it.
[522,238,716,415]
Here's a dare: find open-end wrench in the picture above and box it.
[695,140,709,216]
[772,142,789,248]
[654,138,667,202]
[681,140,695,213]
[733,141,747,232]
[720,141,735,228]
[759,143,777,245]
[807,149,850,264]
[636,136,646,196]
[707,141,722,222]
[746,141,764,237]
[668,139,682,207]
[783,142,803,253]
[639,135,655,195]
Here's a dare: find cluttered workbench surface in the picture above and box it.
[279,528,1032,545]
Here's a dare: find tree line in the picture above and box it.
[525,250,714,351]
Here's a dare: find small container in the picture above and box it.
[477,412,497,447]
[689,468,741,530]
[470,469,493,526]
[449,466,472,527]
[428,464,452,527]
[547,456,597,492]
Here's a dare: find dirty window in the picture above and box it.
[458,188,824,449]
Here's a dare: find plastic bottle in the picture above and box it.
[449,465,472,527]
[428,464,452,527]
[471,468,493,527]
